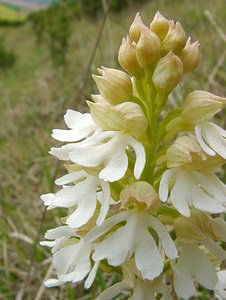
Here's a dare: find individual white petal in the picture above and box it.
[52,117,96,142]
[44,226,75,240]
[127,136,146,179]
[53,185,78,207]
[55,170,87,185]
[170,172,191,217]
[195,124,215,156]
[52,129,91,142]
[59,269,89,283]
[40,193,56,210]
[44,278,65,287]
[66,188,97,228]
[50,144,77,160]
[96,181,111,226]
[195,122,226,158]
[134,227,163,280]
[211,218,226,242]
[173,243,218,298]
[159,169,175,202]
[84,261,100,289]
[93,218,135,266]
[148,216,177,259]
[64,110,94,129]
[173,262,195,299]
[96,282,129,300]
[191,172,226,214]
[74,131,115,147]
[40,241,55,247]
[99,142,128,182]
[194,173,226,204]
[203,238,226,262]
[85,211,128,243]
[41,193,54,205]
[192,246,218,289]
[215,270,226,300]
[70,143,110,167]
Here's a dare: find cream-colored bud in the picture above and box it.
[120,181,160,213]
[136,29,161,68]
[91,94,109,105]
[174,210,226,244]
[87,101,148,138]
[118,36,143,76]
[92,67,133,105]
[180,38,200,73]
[166,135,223,172]
[166,136,205,168]
[152,51,183,91]
[162,21,187,54]
[182,90,226,124]
[150,11,171,41]
[129,12,148,43]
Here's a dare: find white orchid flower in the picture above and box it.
[41,170,110,228]
[159,168,226,217]
[86,209,177,281]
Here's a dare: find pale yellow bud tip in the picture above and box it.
[129,12,148,43]
[150,11,171,41]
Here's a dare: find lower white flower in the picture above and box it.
[42,228,99,289]
[159,168,226,217]
[172,242,218,299]
[86,209,177,280]
[195,121,226,159]
[41,170,110,228]
[215,270,226,300]
[50,130,145,182]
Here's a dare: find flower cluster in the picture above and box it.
[41,12,226,299]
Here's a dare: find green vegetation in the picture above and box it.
[0,4,26,25]
[0,37,16,70]
[0,0,225,299]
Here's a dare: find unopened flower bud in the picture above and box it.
[162,21,187,54]
[87,101,148,138]
[120,181,160,213]
[92,67,133,105]
[180,38,200,73]
[118,36,143,76]
[136,29,161,68]
[152,51,183,91]
[150,11,171,41]
[174,210,226,244]
[129,12,148,43]
[166,135,223,172]
[182,90,226,124]
[166,136,205,168]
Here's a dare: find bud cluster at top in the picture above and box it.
[119,12,200,92]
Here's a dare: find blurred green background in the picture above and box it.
[0,0,225,299]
